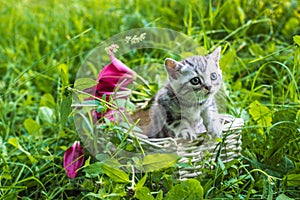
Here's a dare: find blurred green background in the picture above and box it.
[0,0,299,199]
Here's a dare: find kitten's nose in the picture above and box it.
[204,85,212,91]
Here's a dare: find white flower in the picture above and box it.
[125,33,147,45]
[130,35,139,44]
[125,36,132,44]
[140,33,146,40]
[105,44,120,54]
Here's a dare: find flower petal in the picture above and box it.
[110,52,136,76]
[97,52,136,87]
[63,141,84,179]
[85,52,136,121]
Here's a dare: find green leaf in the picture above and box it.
[237,5,245,24]
[38,106,54,124]
[293,35,300,46]
[283,18,299,38]
[82,179,95,191]
[100,164,130,183]
[82,156,91,168]
[165,179,204,200]
[8,137,19,148]
[1,172,12,180]
[288,82,298,102]
[39,93,55,108]
[136,174,148,190]
[134,186,154,200]
[276,194,295,200]
[83,162,104,178]
[74,78,98,90]
[24,118,40,136]
[155,190,163,200]
[57,63,69,86]
[141,154,179,172]
[103,158,123,168]
[217,157,227,175]
[249,100,272,127]
[276,156,294,174]
[95,153,110,161]
[285,174,300,187]
[60,95,72,126]
[296,109,300,122]
[8,138,37,164]
[249,43,264,57]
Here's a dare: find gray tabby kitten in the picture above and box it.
[148,47,223,140]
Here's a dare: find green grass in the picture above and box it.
[0,0,300,199]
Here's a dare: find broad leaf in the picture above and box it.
[293,35,300,46]
[285,174,300,187]
[102,158,123,169]
[165,179,204,200]
[155,190,163,200]
[100,164,130,183]
[141,154,178,172]
[40,93,55,108]
[38,106,54,124]
[249,100,272,127]
[83,162,104,178]
[135,186,154,200]
[74,78,98,90]
[135,174,148,190]
[24,118,40,136]
[276,194,295,200]
[60,96,72,126]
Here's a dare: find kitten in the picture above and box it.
[148,47,223,140]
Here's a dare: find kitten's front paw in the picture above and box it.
[177,129,197,140]
[208,121,222,138]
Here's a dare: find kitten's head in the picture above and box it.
[165,47,222,103]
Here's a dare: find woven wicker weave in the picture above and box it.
[74,100,244,179]
[128,114,244,180]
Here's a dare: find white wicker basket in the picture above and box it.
[74,100,244,179]
[128,114,244,180]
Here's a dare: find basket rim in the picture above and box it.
[129,115,244,144]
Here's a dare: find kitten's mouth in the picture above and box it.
[204,90,211,95]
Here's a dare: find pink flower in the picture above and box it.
[63,141,84,179]
[96,53,136,93]
[86,52,136,99]
[86,52,136,120]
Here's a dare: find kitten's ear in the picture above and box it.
[165,58,182,79]
[209,46,221,63]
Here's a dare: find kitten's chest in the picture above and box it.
[181,106,202,119]
[181,105,205,132]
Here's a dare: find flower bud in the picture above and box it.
[63,141,84,179]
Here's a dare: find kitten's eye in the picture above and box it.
[190,77,201,85]
[210,73,217,80]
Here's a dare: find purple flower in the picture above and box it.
[86,52,136,120]
[96,52,136,95]
[63,141,84,179]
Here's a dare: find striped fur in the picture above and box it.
[148,47,223,140]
